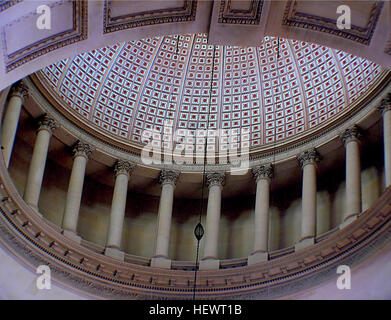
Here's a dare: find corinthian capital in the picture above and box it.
[72,141,94,159]
[339,125,362,145]
[377,93,391,114]
[252,164,274,182]
[114,160,136,177]
[206,172,225,188]
[10,81,28,100]
[159,170,180,186]
[297,148,321,168]
[38,114,57,133]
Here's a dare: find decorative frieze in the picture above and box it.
[206,172,225,188]
[114,160,136,177]
[159,170,180,186]
[339,125,363,145]
[72,141,94,159]
[377,93,391,114]
[252,164,274,182]
[38,114,57,133]
[297,148,321,168]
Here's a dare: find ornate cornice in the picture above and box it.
[206,172,225,188]
[297,148,321,168]
[377,93,391,114]
[103,0,197,33]
[159,170,180,186]
[282,0,383,45]
[72,141,94,159]
[114,160,135,177]
[38,114,57,133]
[252,164,274,182]
[339,125,363,145]
[9,81,28,100]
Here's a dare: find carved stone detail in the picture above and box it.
[206,172,225,188]
[297,148,321,168]
[159,170,180,185]
[377,93,391,114]
[72,141,94,159]
[38,114,57,133]
[114,160,136,176]
[252,164,274,182]
[10,81,28,100]
[339,125,363,145]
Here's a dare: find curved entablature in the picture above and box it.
[1,0,390,91]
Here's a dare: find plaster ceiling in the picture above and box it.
[38,33,385,149]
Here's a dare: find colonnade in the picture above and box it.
[1,83,391,269]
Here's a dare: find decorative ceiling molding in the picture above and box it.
[2,0,88,73]
[103,0,198,34]
[0,0,23,12]
[218,0,264,25]
[282,0,384,45]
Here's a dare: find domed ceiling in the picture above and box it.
[38,33,386,150]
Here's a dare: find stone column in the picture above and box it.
[378,94,391,187]
[248,164,274,265]
[340,125,362,226]
[200,172,225,270]
[62,141,93,243]
[1,82,28,168]
[105,160,135,261]
[151,170,180,269]
[295,148,321,251]
[24,115,57,210]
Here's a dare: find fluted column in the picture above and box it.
[378,94,391,187]
[24,115,57,209]
[200,172,225,270]
[105,160,135,261]
[151,170,180,269]
[62,141,93,243]
[340,126,362,225]
[248,164,274,265]
[1,82,28,168]
[296,148,321,250]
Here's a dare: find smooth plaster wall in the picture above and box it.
[8,136,386,261]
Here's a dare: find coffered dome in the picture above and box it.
[37,33,385,151]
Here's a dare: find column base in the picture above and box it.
[151,256,171,269]
[199,258,220,270]
[62,229,81,244]
[339,214,358,230]
[295,237,315,251]
[247,251,268,265]
[104,247,125,261]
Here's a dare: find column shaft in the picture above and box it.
[345,139,361,218]
[203,184,222,259]
[154,182,175,258]
[62,155,88,233]
[1,83,27,167]
[106,172,129,249]
[24,127,52,207]
[301,163,317,239]
[383,109,391,187]
[253,178,270,253]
